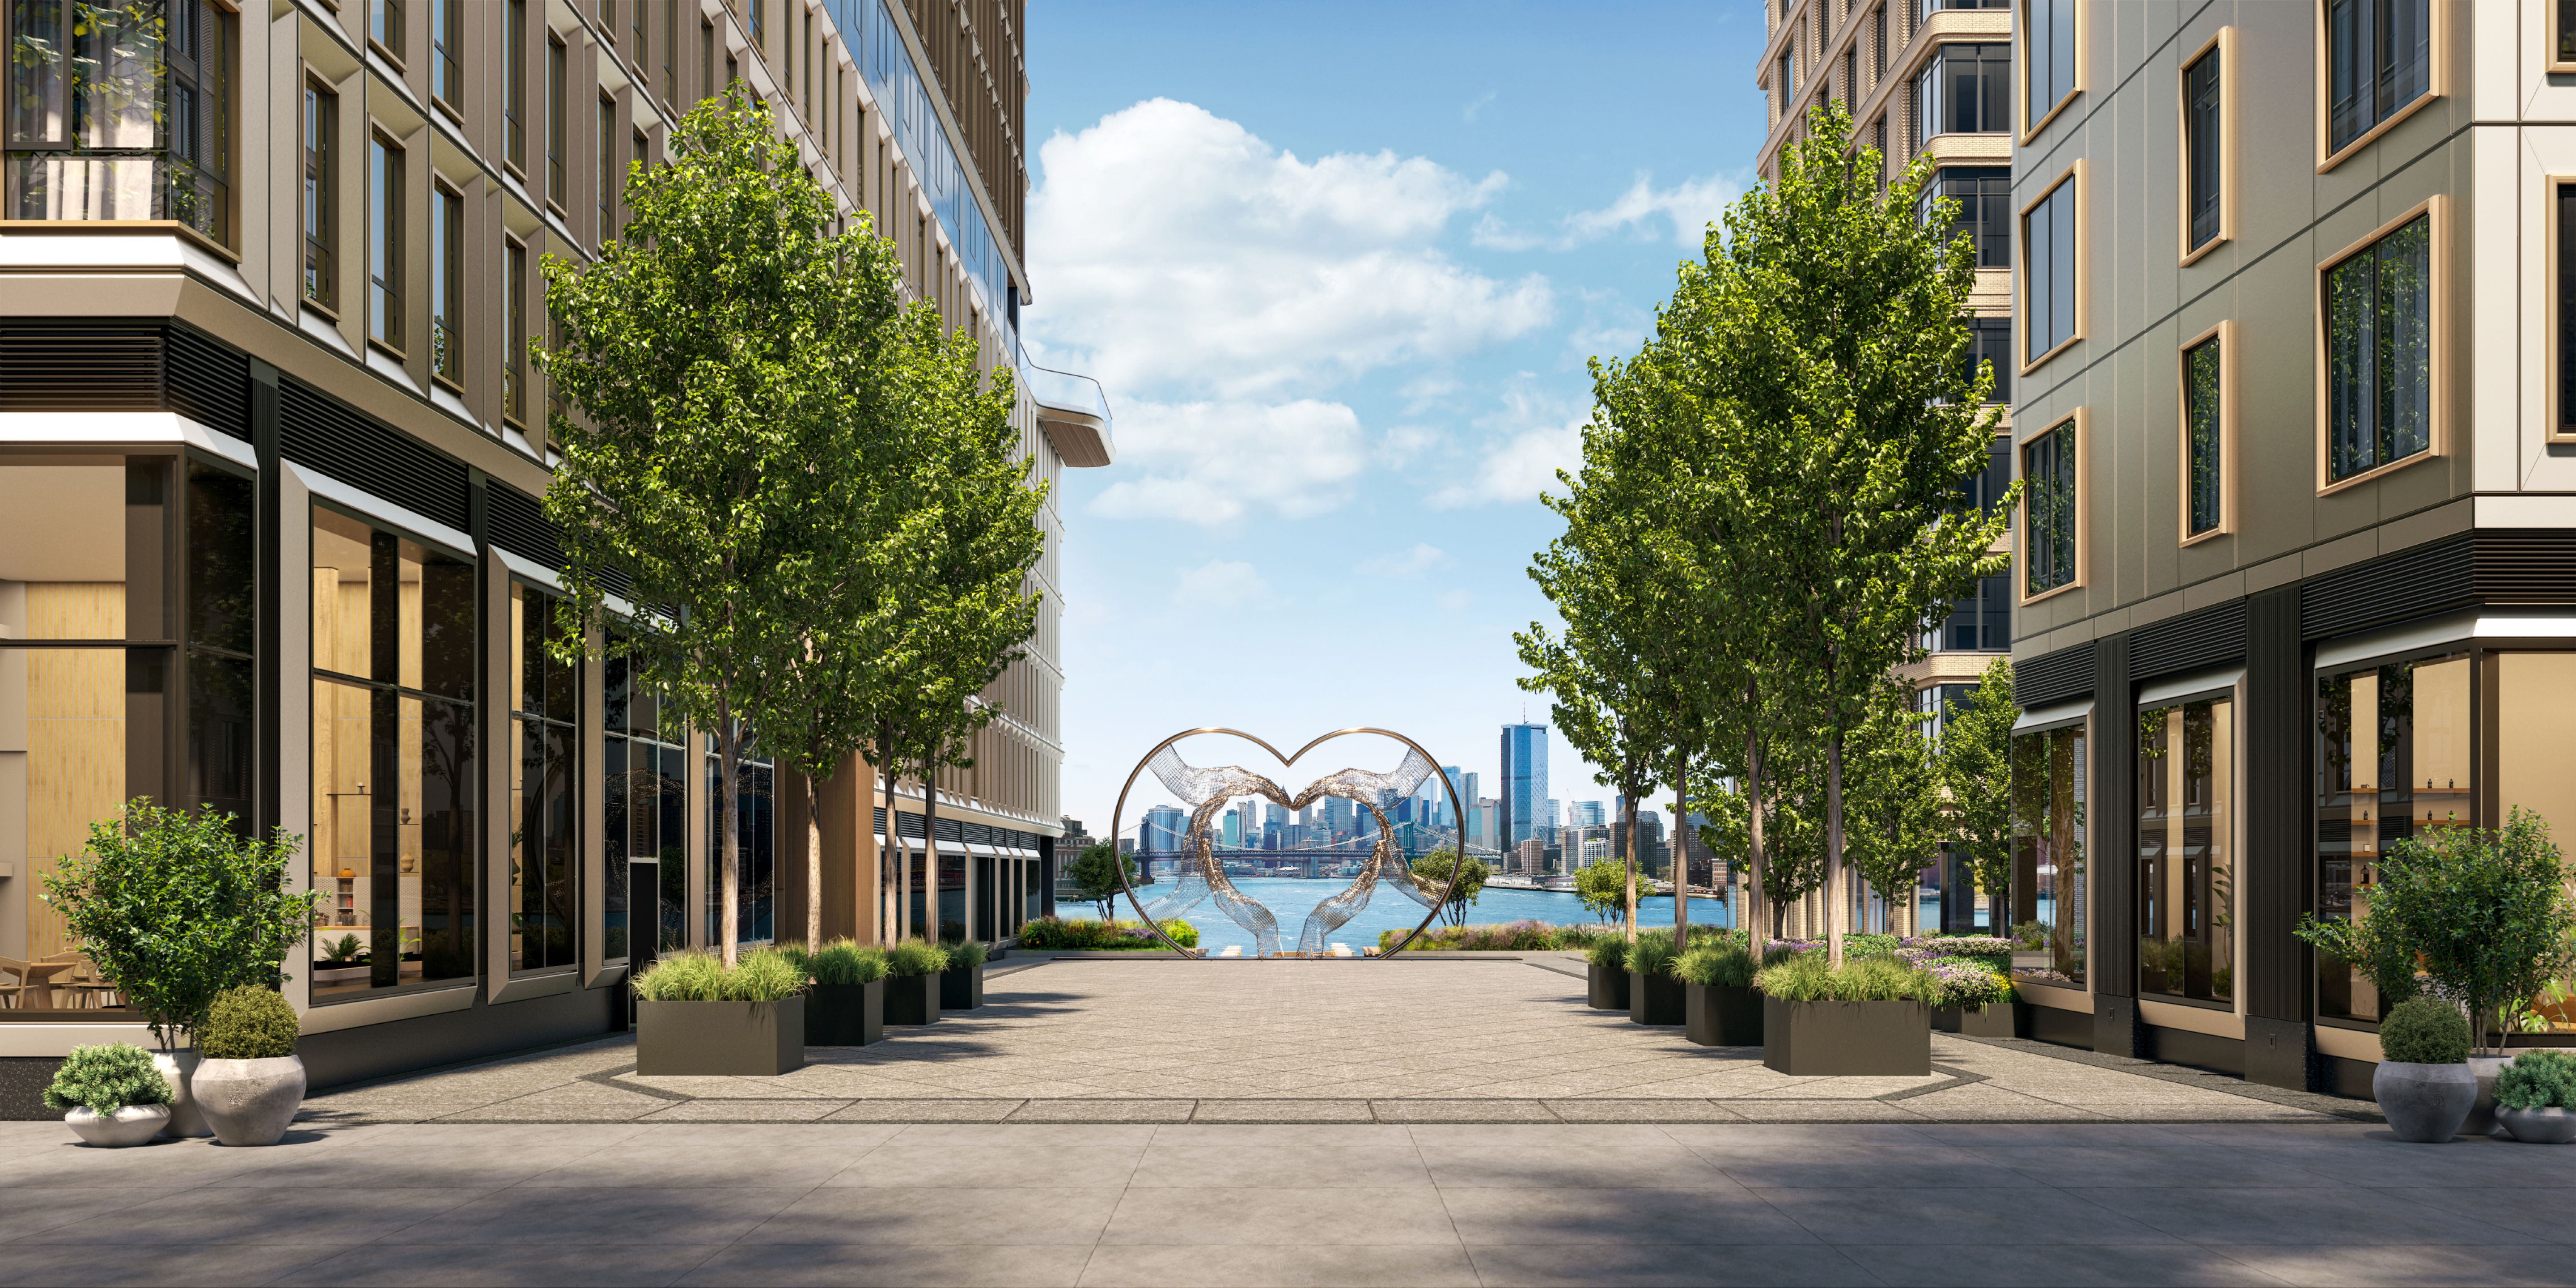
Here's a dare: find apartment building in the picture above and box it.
[0,0,1111,1091]
[1999,0,2576,1095]
[1756,0,2015,935]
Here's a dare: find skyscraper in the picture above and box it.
[1499,723,1549,848]
[1571,801,1606,829]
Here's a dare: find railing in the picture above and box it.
[1021,361,1110,425]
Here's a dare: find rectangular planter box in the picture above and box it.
[1629,970,1685,1026]
[1931,1003,2015,1038]
[1686,982,1763,1047]
[1762,996,1930,1076]
[884,973,942,1025]
[635,996,805,1075]
[806,979,884,1046]
[1588,962,1631,1010]
[941,962,983,1010]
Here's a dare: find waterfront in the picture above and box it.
[1056,876,1734,951]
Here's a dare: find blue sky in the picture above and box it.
[1020,1,1775,836]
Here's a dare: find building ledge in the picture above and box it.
[1025,363,1115,467]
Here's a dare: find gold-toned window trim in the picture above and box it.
[2551,178,2576,445]
[2017,407,2085,607]
[2555,3,2576,74]
[2314,0,2445,175]
[2017,0,2084,144]
[2178,27,2236,267]
[2178,320,2235,548]
[2312,195,2446,498]
[2016,161,2085,377]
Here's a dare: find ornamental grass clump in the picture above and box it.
[2377,996,2472,1065]
[944,939,989,970]
[807,940,888,986]
[199,987,301,1060]
[2497,1050,2576,1110]
[1629,929,1681,978]
[632,949,806,1001]
[1674,941,1758,988]
[44,1043,173,1116]
[886,940,950,977]
[1585,934,1631,971]
[1756,952,1938,1003]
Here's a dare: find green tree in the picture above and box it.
[41,802,322,1049]
[1936,658,2017,929]
[1842,679,1944,930]
[1066,842,1137,922]
[1574,857,1629,926]
[1411,847,1490,927]
[1691,104,2013,965]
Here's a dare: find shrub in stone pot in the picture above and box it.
[1757,953,1934,1076]
[941,939,988,1010]
[883,940,948,1025]
[47,1043,174,1148]
[192,987,307,1146]
[1675,941,1761,1047]
[2372,996,2476,1143]
[804,940,890,1046]
[1585,936,1631,1011]
[2495,1049,2576,1144]
[1627,930,1685,1026]
[634,949,807,1075]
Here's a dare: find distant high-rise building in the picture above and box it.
[1140,805,1187,855]
[1500,723,1549,848]
[1323,795,1354,840]
[1221,809,1241,849]
[1571,801,1606,829]
[1517,838,1544,876]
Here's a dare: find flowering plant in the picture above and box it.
[1898,935,2016,957]
[1922,957,2014,1008]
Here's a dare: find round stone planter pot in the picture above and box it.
[151,1048,212,1139]
[2374,1060,2476,1142]
[67,1104,171,1148]
[2498,1105,2576,1144]
[193,1055,307,1146]
[2463,1054,2514,1136]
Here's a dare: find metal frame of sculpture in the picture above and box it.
[1105,729,1470,958]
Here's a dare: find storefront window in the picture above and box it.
[604,634,686,965]
[2012,720,2086,985]
[2139,695,2233,1005]
[706,736,773,948]
[508,583,576,973]
[2315,652,2470,1023]
[310,505,475,999]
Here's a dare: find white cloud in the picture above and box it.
[1088,398,1368,524]
[1024,98,1552,401]
[1566,171,1746,249]
[1174,559,1269,608]
[1428,382,1589,509]
[1461,90,1499,123]
[1437,590,1473,612]
[1357,543,1450,578]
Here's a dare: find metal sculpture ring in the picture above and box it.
[1103,728,1470,958]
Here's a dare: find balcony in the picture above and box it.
[1024,362,1114,468]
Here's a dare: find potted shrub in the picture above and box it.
[633,948,806,1075]
[804,940,889,1046]
[1758,953,1935,1076]
[1676,940,1761,1047]
[1924,958,2016,1037]
[2495,1049,2576,1144]
[942,939,989,1010]
[884,940,949,1025]
[41,801,322,1140]
[191,986,306,1146]
[1628,929,1685,1026]
[46,1043,174,1148]
[2372,996,2476,1143]
[1585,936,1631,1010]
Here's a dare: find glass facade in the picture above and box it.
[2315,652,2470,1023]
[1914,44,2010,147]
[2138,695,2233,1006]
[2327,0,2430,154]
[2324,214,2431,483]
[706,737,775,949]
[1921,166,2011,271]
[2022,175,2077,362]
[507,583,576,974]
[2012,720,2085,985]
[5,0,233,242]
[604,640,686,966]
[2023,0,2076,123]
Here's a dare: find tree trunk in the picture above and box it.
[715,708,741,967]
[1620,773,1639,944]
[805,769,825,952]
[1672,745,1689,949]
[1743,690,1766,949]
[1824,725,1845,970]
[923,751,943,943]
[879,721,898,945]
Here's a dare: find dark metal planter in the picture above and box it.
[1686,983,1763,1046]
[1762,996,1930,1076]
[1588,962,1631,1010]
[1629,970,1685,1025]
[806,979,884,1046]
[1931,1003,2015,1038]
[884,973,943,1025]
[635,996,805,1075]
[941,962,984,1010]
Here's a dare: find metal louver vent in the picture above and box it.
[2128,600,2247,681]
[163,325,250,442]
[279,379,471,535]
[2301,535,2473,641]
[486,482,564,570]
[2016,641,2094,708]
[0,327,163,411]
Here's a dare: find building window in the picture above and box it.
[751,0,764,44]
[2315,652,2471,1024]
[1964,315,2011,403]
[546,33,566,207]
[663,0,676,105]
[1920,165,2008,269]
[2139,694,2233,1007]
[632,0,645,61]
[1842,47,1856,106]
[1873,3,1885,76]
[598,92,616,244]
[702,17,715,102]
[2323,210,2432,485]
[602,0,615,43]
[2020,169,2078,365]
[430,182,460,386]
[1925,0,2009,11]
[2021,415,2077,598]
[803,9,814,120]
[2327,0,2430,157]
[505,237,527,424]
[2182,36,2225,255]
[2011,719,2086,986]
[2021,0,2076,132]
[311,505,478,999]
[1915,42,2008,146]
[370,0,404,61]
[5,0,234,242]
[510,582,579,974]
[504,0,526,171]
[368,133,403,352]
[430,0,460,109]
[2182,330,2225,538]
[2560,0,2576,69]
[707,738,776,949]
[303,83,336,309]
[605,636,687,966]
[2560,183,2576,440]
[1777,53,1793,121]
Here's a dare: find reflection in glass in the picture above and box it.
[2139,697,2233,1004]
[2012,722,2086,985]
[509,583,577,972]
[706,737,774,949]
[2315,652,2470,1021]
[2185,337,2223,536]
[2325,214,2431,483]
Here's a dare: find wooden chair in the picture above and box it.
[0,957,26,1009]
[59,955,120,1010]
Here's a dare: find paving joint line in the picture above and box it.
[1945,1033,2384,1122]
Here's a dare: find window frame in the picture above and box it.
[429,0,461,116]
[2017,409,2085,606]
[2552,178,2576,444]
[504,0,526,176]
[598,90,617,246]
[2016,162,2085,374]
[2315,0,2440,174]
[429,178,462,390]
[506,576,582,978]
[546,32,568,212]
[2177,320,2235,547]
[370,0,407,69]
[365,126,405,357]
[2556,0,2576,74]
[2018,0,2082,143]
[2178,26,2236,265]
[504,234,528,428]
[302,72,340,316]
[2312,195,2446,496]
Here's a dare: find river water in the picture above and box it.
[1054,876,1734,953]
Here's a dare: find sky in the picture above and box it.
[1019,1,1776,838]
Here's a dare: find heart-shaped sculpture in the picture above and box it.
[1106,729,1469,958]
